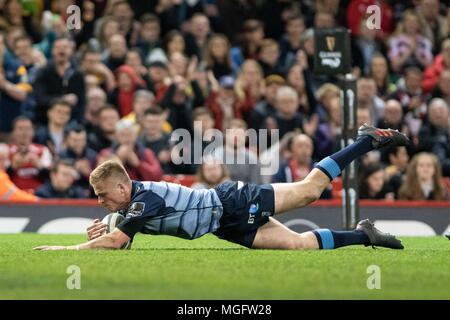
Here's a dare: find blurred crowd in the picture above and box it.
[0,0,449,201]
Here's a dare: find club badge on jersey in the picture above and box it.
[127,202,146,218]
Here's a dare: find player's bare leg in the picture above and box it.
[271,168,330,214]
[252,124,409,250]
[252,218,320,249]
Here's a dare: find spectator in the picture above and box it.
[297,28,317,78]
[353,17,387,75]
[249,74,285,131]
[108,0,140,46]
[7,116,52,191]
[191,156,230,189]
[148,60,170,102]
[388,9,433,74]
[35,160,87,199]
[88,105,119,152]
[314,97,341,160]
[99,119,163,181]
[206,73,252,131]
[279,14,305,73]
[103,34,128,71]
[163,30,187,59]
[267,86,312,140]
[235,59,264,107]
[108,64,146,117]
[257,39,283,77]
[93,17,120,52]
[398,152,448,200]
[273,132,332,197]
[357,76,385,124]
[357,107,374,127]
[204,33,233,79]
[417,0,448,53]
[418,98,450,176]
[34,99,72,156]
[11,35,41,119]
[382,146,410,198]
[286,62,314,115]
[376,99,408,134]
[314,83,341,124]
[368,54,396,99]
[84,87,107,133]
[184,13,211,60]
[121,89,156,130]
[0,143,38,201]
[140,107,172,174]
[214,118,261,184]
[125,48,152,88]
[359,163,395,200]
[0,36,29,135]
[60,125,97,190]
[231,19,265,68]
[431,68,450,105]
[0,0,41,43]
[80,48,116,93]
[422,38,450,93]
[272,133,313,183]
[390,66,426,141]
[167,51,189,77]
[170,107,216,175]
[135,13,164,65]
[159,57,204,131]
[33,37,86,125]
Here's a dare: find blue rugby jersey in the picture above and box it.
[116,181,223,239]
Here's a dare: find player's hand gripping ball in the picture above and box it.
[101,213,132,250]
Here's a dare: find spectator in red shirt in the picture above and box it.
[108,65,146,117]
[7,116,52,191]
[99,119,163,182]
[422,38,450,93]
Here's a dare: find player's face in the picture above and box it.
[93,179,129,212]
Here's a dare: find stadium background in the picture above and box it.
[0,0,449,236]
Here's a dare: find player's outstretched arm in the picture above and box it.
[33,228,130,251]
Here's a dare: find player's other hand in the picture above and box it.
[86,219,107,240]
[33,245,67,251]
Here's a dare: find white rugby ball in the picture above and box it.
[101,213,132,250]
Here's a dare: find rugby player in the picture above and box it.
[34,124,408,251]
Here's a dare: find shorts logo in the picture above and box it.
[248,203,259,224]
[262,211,271,217]
[127,202,145,218]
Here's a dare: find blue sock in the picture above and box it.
[312,229,370,249]
[314,136,373,180]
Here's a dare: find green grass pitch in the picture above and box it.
[1,234,449,299]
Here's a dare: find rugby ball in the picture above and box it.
[101,213,132,250]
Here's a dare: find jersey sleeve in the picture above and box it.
[116,191,165,238]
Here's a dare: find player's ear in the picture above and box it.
[117,182,125,194]
[117,182,129,196]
